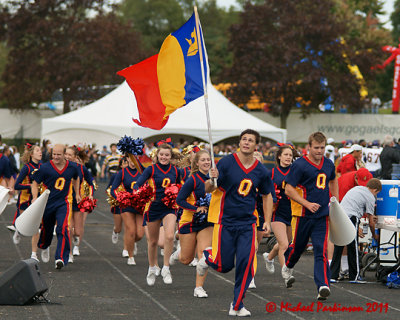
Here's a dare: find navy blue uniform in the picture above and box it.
[180,166,191,183]
[205,153,274,311]
[33,160,79,264]
[270,165,292,226]
[284,156,335,291]
[0,154,11,181]
[176,171,213,234]
[111,166,141,214]
[134,163,180,222]
[13,161,41,223]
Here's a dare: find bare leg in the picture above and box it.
[195,227,213,288]
[162,214,177,267]
[146,220,162,266]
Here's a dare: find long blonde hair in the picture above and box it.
[190,150,210,176]
[21,145,40,164]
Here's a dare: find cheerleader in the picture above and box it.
[71,147,96,257]
[134,143,180,286]
[263,145,296,275]
[13,144,42,259]
[110,155,144,265]
[64,146,83,262]
[107,157,131,258]
[173,149,213,298]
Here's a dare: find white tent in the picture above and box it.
[41,82,286,146]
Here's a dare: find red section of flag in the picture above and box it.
[117,54,169,130]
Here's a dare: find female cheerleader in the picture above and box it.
[134,143,180,286]
[72,147,95,257]
[110,155,144,265]
[173,149,213,298]
[13,144,42,260]
[263,145,296,278]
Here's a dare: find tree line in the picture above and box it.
[0,0,398,127]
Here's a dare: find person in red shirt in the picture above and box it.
[338,168,373,202]
[336,144,363,176]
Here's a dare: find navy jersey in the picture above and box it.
[135,163,180,202]
[33,160,79,209]
[111,166,141,214]
[285,156,335,218]
[0,154,11,179]
[177,171,208,212]
[180,166,191,183]
[14,161,41,207]
[209,153,274,226]
[270,165,292,220]
[111,166,141,196]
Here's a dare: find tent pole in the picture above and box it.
[194,6,217,185]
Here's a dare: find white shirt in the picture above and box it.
[362,147,382,172]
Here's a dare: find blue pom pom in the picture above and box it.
[196,193,211,208]
[117,136,144,155]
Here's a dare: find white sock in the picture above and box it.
[341,256,349,271]
[149,265,157,272]
[267,257,273,262]
[162,265,170,272]
[328,259,332,265]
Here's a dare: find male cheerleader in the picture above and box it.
[197,129,274,317]
[32,144,80,269]
[284,132,338,300]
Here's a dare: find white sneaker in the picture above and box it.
[189,257,198,267]
[73,236,80,246]
[12,231,20,245]
[111,230,119,244]
[73,246,80,256]
[55,259,64,270]
[146,268,157,286]
[229,303,251,317]
[196,254,209,276]
[6,225,16,232]
[248,278,256,289]
[169,249,180,266]
[282,265,295,288]
[160,248,164,256]
[122,249,129,258]
[193,286,208,298]
[31,252,39,262]
[161,267,172,284]
[317,286,330,300]
[263,253,275,274]
[41,248,50,263]
[127,257,136,265]
[154,266,161,276]
[134,243,138,256]
[69,254,74,263]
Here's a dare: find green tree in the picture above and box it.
[0,0,146,113]
[334,0,391,101]
[227,0,383,128]
[118,0,239,81]
[118,0,188,52]
[197,1,239,81]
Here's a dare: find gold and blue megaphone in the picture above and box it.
[15,189,50,236]
[329,197,357,246]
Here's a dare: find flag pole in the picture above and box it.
[194,6,217,185]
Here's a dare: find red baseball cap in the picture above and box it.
[356,168,372,186]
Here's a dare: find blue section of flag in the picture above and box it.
[171,13,208,104]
